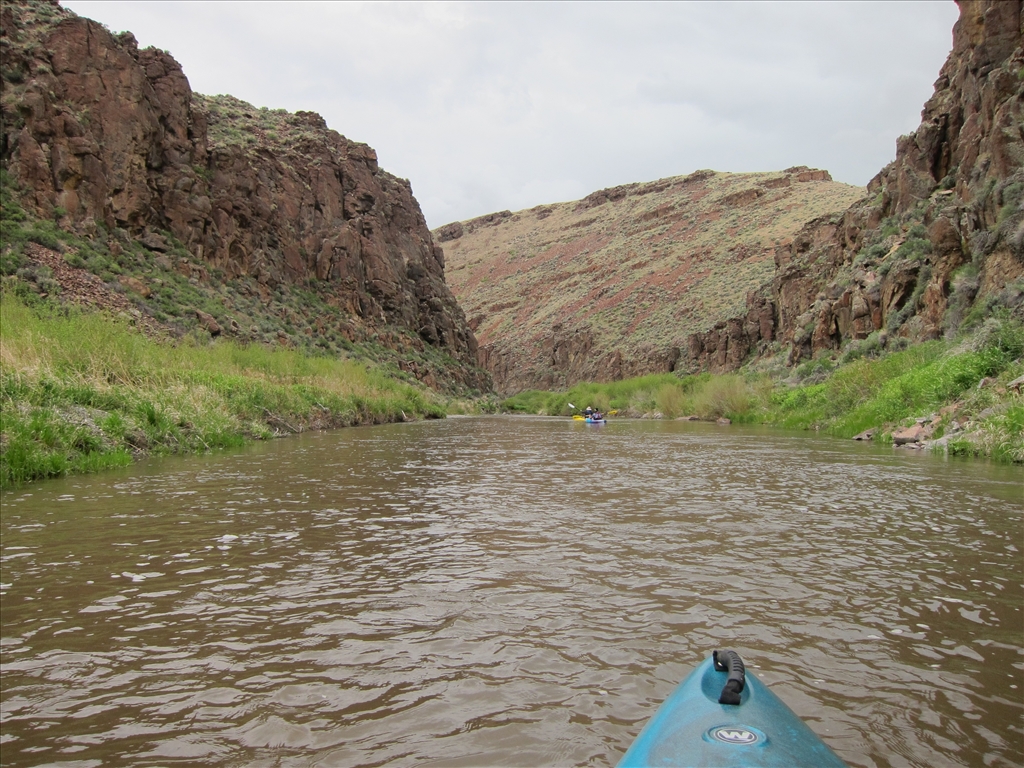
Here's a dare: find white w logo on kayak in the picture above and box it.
[710,727,759,744]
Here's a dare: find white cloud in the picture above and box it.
[64,0,959,227]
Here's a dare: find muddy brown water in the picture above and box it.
[1,416,1021,768]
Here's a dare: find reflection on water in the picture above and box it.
[1,416,1021,767]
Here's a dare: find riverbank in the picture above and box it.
[502,318,1024,463]
[4,289,1020,491]
[0,290,453,489]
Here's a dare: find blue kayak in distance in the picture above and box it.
[618,650,848,768]
[585,417,606,424]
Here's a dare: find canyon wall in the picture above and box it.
[0,1,486,389]
[441,169,863,395]
[686,0,1024,372]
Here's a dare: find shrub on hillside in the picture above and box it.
[840,332,884,364]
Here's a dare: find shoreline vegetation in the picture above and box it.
[0,290,460,489]
[503,317,1024,465]
[3,285,1021,492]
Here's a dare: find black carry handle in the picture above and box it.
[713,649,746,705]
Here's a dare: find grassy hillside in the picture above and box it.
[440,168,864,391]
[503,317,1024,463]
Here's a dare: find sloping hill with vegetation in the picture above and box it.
[439,168,863,394]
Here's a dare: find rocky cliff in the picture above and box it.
[439,169,862,394]
[687,0,1024,372]
[0,0,487,391]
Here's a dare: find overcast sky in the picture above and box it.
[64,1,960,228]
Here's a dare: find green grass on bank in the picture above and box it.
[4,287,1021,490]
[503,318,1024,463]
[503,373,688,416]
[504,371,775,422]
[0,291,446,488]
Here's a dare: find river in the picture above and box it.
[1,416,1021,767]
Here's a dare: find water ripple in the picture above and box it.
[1,417,1021,767]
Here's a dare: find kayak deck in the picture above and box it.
[617,653,847,767]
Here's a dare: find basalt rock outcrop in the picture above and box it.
[0,0,486,390]
[686,0,1024,372]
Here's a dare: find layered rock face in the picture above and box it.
[0,1,484,388]
[688,0,1024,371]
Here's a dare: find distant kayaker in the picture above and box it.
[584,406,594,416]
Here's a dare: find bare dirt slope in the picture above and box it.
[439,168,863,394]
